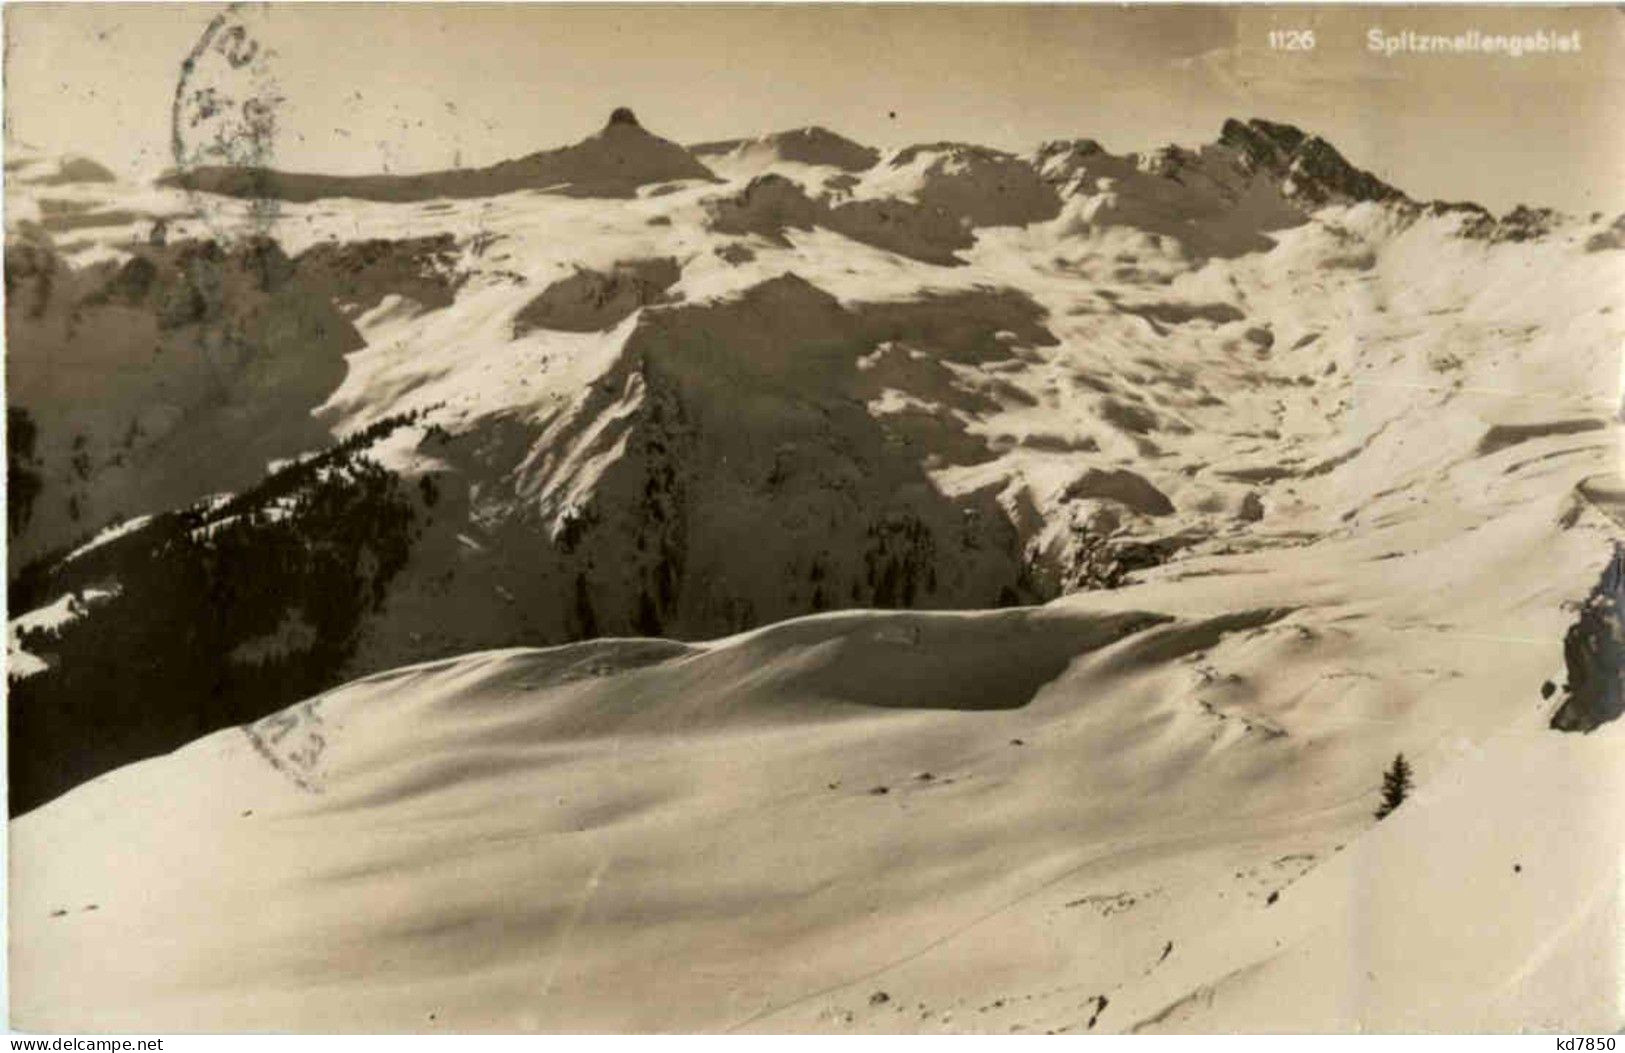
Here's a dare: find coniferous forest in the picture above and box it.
[8,413,423,812]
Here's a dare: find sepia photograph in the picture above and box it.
[4,0,1624,1036]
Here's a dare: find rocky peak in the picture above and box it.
[1218,117,1404,206]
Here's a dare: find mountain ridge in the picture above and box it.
[158,107,719,203]
[154,111,1411,207]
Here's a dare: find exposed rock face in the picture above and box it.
[1059,529,1192,592]
[705,174,827,245]
[1550,544,1625,733]
[765,126,881,171]
[1062,468,1174,516]
[11,98,1625,1035]
[693,126,880,173]
[8,415,426,815]
[704,174,974,264]
[498,274,1056,640]
[293,235,465,317]
[1036,117,1407,259]
[880,142,1063,227]
[511,257,681,335]
[4,234,362,565]
[1476,417,1607,456]
[7,153,117,186]
[8,115,1608,826]
[1584,214,1625,252]
[703,136,1065,261]
[823,196,976,264]
[1219,118,1405,205]
[1453,203,1564,243]
[1423,199,1493,220]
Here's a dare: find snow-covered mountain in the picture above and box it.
[8,112,1624,1032]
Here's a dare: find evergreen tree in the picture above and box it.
[1374,752,1413,820]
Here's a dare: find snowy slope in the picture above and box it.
[8,111,1625,1030]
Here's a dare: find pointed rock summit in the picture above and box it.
[1219,117,1404,205]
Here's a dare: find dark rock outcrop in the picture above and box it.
[1549,544,1625,733]
[1062,468,1175,516]
[293,234,465,316]
[1219,118,1405,206]
[694,126,880,172]
[511,257,681,335]
[1585,214,1625,252]
[704,174,975,265]
[4,233,362,566]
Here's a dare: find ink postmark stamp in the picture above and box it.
[171,2,283,241]
[243,697,329,793]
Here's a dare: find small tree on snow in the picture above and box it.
[1374,753,1412,820]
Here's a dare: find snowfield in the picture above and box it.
[7,112,1624,1032]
